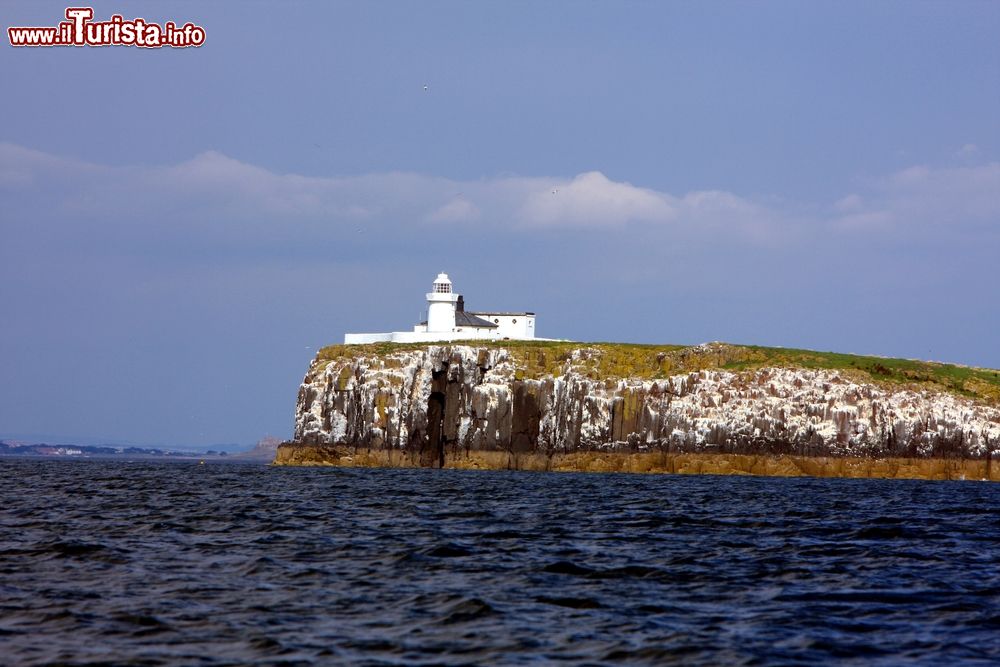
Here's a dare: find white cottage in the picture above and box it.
[344,272,541,344]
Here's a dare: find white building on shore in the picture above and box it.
[345,273,543,344]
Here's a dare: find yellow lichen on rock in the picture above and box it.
[274,443,999,482]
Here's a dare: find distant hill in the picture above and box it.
[1,435,284,462]
[0,440,203,459]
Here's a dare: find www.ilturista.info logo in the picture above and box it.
[8,7,205,48]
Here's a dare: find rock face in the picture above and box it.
[292,345,1000,466]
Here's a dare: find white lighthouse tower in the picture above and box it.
[425,272,459,333]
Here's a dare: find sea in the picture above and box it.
[1,459,998,666]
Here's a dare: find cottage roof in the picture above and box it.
[420,312,497,329]
[456,311,498,328]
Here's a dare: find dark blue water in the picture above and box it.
[1,459,998,665]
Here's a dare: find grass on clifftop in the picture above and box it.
[312,340,1000,405]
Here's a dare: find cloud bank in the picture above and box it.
[4,143,996,254]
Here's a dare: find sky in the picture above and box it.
[1,1,998,449]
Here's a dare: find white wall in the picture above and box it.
[345,328,495,344]
[344,328,559,344]
[344,332,393,344]
[472,313,535,339]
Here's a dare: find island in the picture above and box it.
[274,341,1000,481]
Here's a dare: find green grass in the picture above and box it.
[724,344,1000,402]
[310,340,1000,405]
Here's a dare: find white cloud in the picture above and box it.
[3,143,997,256]
[828,162,1000,235]
[881,162,1000,227]
[516,171,676,227]
[0,144,772,238]
[835,194,864,212]
[427,197,480,223]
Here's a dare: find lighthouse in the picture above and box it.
[425,272,459,332]
[343,271,545,344]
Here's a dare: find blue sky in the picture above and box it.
[2,1,998,448]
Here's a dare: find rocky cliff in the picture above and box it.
[281,343,1000,473]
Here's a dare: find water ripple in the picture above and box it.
[1,459,999,665]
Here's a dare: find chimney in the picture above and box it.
[456,295,465,312]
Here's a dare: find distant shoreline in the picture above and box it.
[274,444,998,482]
[0,454,270,463]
